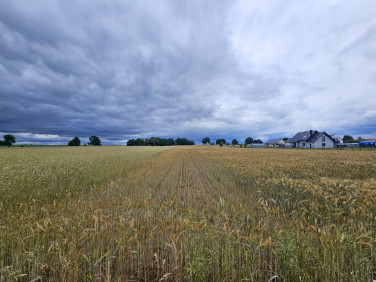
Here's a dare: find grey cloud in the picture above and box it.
[0,1,375,144]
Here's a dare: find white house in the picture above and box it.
[330,134,343,144]
[289,130,335,148]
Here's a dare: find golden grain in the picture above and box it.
[0,146,375,281]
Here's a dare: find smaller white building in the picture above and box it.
[330,134,343,144]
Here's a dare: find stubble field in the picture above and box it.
[1,146,375,281]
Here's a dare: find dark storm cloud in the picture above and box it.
[1,0,376,144]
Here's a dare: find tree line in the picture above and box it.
[127,137,195,146]
[68,136,101,146]
[343,135,367,143]
[202,137,263,147]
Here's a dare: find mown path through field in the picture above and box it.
[117,146,230,208]
[105,146,263,281]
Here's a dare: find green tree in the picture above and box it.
[68,137,80,146]
[175,138,195,145]
[216,139,226,145]
[343,135,355,143]
[149,137,160,146]
[1,134,16,146]
[232,139,238,146]
[355,136,366,143]
[127,139,136,146]
[202,137,210,145]
[89,136,101,146]
[245,137,254,145]
[253,139,263,144]
[136,138,145,146]
[167,138,175,146]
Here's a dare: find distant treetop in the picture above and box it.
[68,137,81,146]
[343,135,355,143]
[216,139,226,145]
[244,137,254,145]
[202,137,210,145]
[0,134,16,146]
[253,139,263,144]
[89,136,101,146]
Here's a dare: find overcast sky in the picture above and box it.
[1,0,376,144]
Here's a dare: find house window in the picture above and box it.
[322,136,325,142]
[322,143,325,147]
[302,142,305,147]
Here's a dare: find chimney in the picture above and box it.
[310,130,312,135]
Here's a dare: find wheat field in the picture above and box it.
[1,146,375,281]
